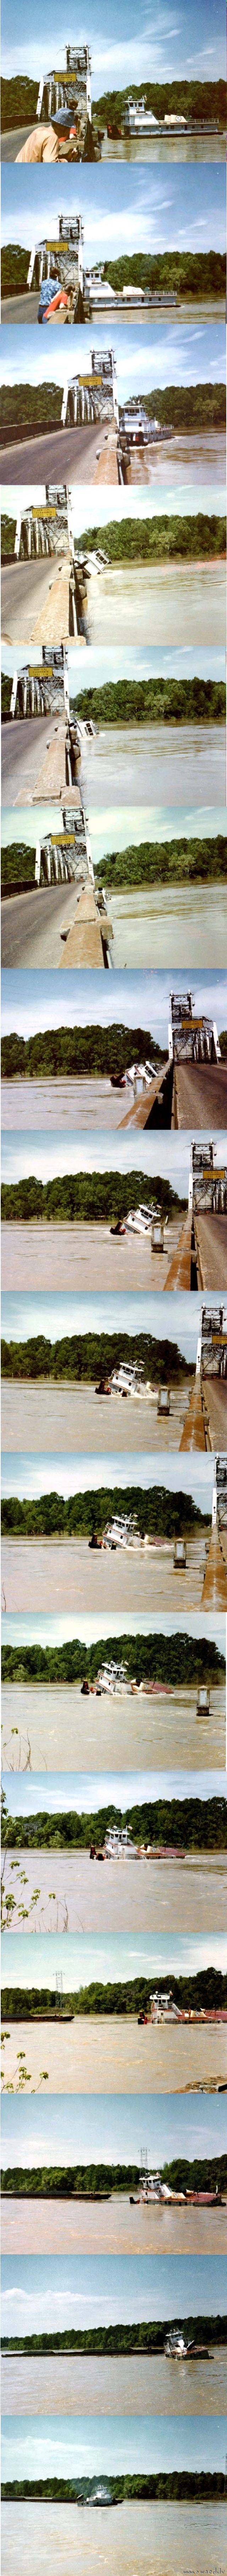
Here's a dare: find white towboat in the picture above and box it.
[109,1363,153,1400]
[123,1202,160,1235]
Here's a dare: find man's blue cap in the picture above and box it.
[51,106,77,130]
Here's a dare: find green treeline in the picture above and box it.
[2,1796,226,1851]
[0,382,63,431]
[2,1628,223,1686]
[1,516,16,556]
[138,382,226,430]
[5,831,226,898]
[78,513,226,562]
[104,253,226,297]
[2,2475,226,2501]
[1,844,35,891]
[95,833,227,890]
[2,71,226,129]
[1,246,30,298]
[1,1167,183,1224]
[1,76,39,130]
[93,77,226,126]
[1,676,12,717]
[2,251,226,302]
[0,1330,190,1385]
[2,1966,226,2018]
[1,1486,208,1539]
[1,1021,162,1082]
[2,2313,226,2356]
[2,2153,227,2198]
[72,679,226,724]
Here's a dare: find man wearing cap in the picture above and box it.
[16,107,82,160]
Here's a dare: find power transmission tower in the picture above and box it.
[55,1969,63,2014]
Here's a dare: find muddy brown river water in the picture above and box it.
[0,1218,183,1295]
[2,2015,226,2091]
[1,2347,226,2417]
[1,1077,167,1133]
[127,429,226,485]
[84,563,226,648]
[105,884,227,971]
[1,1533,210,1614]
[2,1849,226,1937]
[1,1684,225,1772]
[1,1375,192,1455]
[79,724,226,816]
[2,2194,227,2258]
[2,2500,227,2576]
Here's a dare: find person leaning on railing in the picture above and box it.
[16,106,84,161]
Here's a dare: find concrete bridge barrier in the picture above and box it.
[179,1374,206,1451]
[200,1523,227,1606]
[59,882,113,966]
[119,1061,172,1130]
[164,1215,192,1290]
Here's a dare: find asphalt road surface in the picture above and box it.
[202,1377,227,1447]
[1,294,154,325]
[1,714,68,803]
[0,422,112,484]
[1,123,33,158]
[1,886,81,968]
[175,1062,227,1129]
[1,292,40,321]
[1,557,70,642]
[194,1213,227,1289]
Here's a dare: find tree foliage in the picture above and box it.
[1,1327,190,1383]
[2,1794,226,1852]
[2,2152,226,2197]
[95,833,227,889]
[1,1166,184,1224]
[77,513,226,562]
[1,1483,208,1538]
[1,1020,162,1082]
[2,1965,226,2016]
[72,678,226,724]
[2,1628,223,1686]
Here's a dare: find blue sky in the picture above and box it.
[2,466,227,538]
[2,963,227,1045]
[1,320,226,409]
[2,643,225,681]
[1,797,226,866]
[2,1129,226,1198]
[1,161,226,256]
[2,1927,226,1986]
[1,0,226,88]
[4,1762,226,1816]
[1,2250,225,2338]
[2,2413,226,2480]
[0,1284,216,1360]
[1,2083,226,2169]
[0,1448,216,1508]
[2,1609,223,1650]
